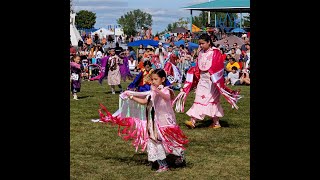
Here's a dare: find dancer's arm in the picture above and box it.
[151,85,172,101]
[129,95,148,105]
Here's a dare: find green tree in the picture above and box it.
[192,16,203,29]
[117,9,152,36]
[75,10,96,29]
[172,22,178,30]
[176,17,189,29]
[166,24,173,32]
[164,18,190,33]
[243,14,250,27]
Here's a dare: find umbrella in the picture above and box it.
[231,28,247,33]
[174,40,199,50]
[127,39,159,47]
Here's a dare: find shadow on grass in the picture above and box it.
[195,119,230,128]
[104,91,123,94]
[103,153,192,171]
[78,95,93,99]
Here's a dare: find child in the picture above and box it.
[107,48,123,94]
[99,69,188,172]
[173,33,242,129]
[127,60,153,92]
[70,55,83,100]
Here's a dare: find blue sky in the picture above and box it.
[72,0,209,33]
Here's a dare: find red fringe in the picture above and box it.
[98,103,148,151]
[159,126,189,153]
[98,104,188,153]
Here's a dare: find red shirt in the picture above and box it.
[70,47,76,55]
[221,54,227,61]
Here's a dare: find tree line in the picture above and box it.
[73,9,250,36]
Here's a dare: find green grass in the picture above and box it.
[71,81,250,180]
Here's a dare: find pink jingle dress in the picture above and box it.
[186,47,224,120]
[98,87,188,163]
[146,87,186,162]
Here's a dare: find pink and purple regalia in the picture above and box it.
[87,55,109,83]
[118,56,133,82]
[173,47,242,113]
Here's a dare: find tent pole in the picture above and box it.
[208,0,211,25]
[190,10,193,33]
[215,13,217,27]
[114,25,116,44]
[240,12,242,28]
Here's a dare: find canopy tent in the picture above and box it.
[182,0,250,31]
[70,13,83,46]
[183,0,250,12]
[91,28,114,37]
[127,40,160,47]
[192,24,202,32]
[78,28,99,35]
[213,35,244,47]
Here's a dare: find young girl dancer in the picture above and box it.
[99,69,188,172]
[70,55,83,100]
[107,48,123,94]
[173,34,242,129]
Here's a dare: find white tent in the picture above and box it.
[91,28,114,37]
[114,28,124,36]
[70,13,82,46]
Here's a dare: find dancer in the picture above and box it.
[173,33,242,129]
[99,69,188,172]
[70,55,83,100]
[107,48,123,94]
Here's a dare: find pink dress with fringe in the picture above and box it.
[186,48,224,120]
[99,87,188,162]
[147,87,185,161]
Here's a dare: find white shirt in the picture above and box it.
[128,60,136,70]
[227,71,240,85]
[96,51,103,59]
[236,48,242,55]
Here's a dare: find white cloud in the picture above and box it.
[73,0,204,32]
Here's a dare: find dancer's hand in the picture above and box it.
[124,91,131,96]
[151,85,159,93]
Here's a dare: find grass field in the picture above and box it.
[70,80,250,180]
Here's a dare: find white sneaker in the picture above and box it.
[73,95,79,100]
[112,91,115,94]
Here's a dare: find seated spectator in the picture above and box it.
[137,44,145,59]
[225,57,240,73]
[225,66,250,86]
[143,45,154,59]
